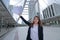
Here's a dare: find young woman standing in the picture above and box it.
[20,16,43,40]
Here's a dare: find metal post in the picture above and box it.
[37,0,40,17]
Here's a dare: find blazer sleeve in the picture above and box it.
[20,16,31,26]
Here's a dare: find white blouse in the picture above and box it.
[30,24,39,40]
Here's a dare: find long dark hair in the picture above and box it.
[30,16,42,27]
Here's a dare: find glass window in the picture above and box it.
[51,5,55,16]
[48,7,52,17]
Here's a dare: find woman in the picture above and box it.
[20,16,43,40]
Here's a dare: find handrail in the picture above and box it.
[0,0,17,24]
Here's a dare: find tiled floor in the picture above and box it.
[0,26,29,40]
[0,26,60,40]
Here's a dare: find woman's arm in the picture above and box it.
[20,16,31,26]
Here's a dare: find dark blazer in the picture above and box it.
[20,16,43,40]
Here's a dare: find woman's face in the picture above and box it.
[33,17,39,24]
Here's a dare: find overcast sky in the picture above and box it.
[9,0,48,24]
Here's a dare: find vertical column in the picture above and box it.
[37,0,40,17]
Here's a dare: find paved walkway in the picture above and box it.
[0,26,60,40]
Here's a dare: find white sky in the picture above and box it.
[9,0,48,24]
[10,0,29,24]
[10,0,24,6]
